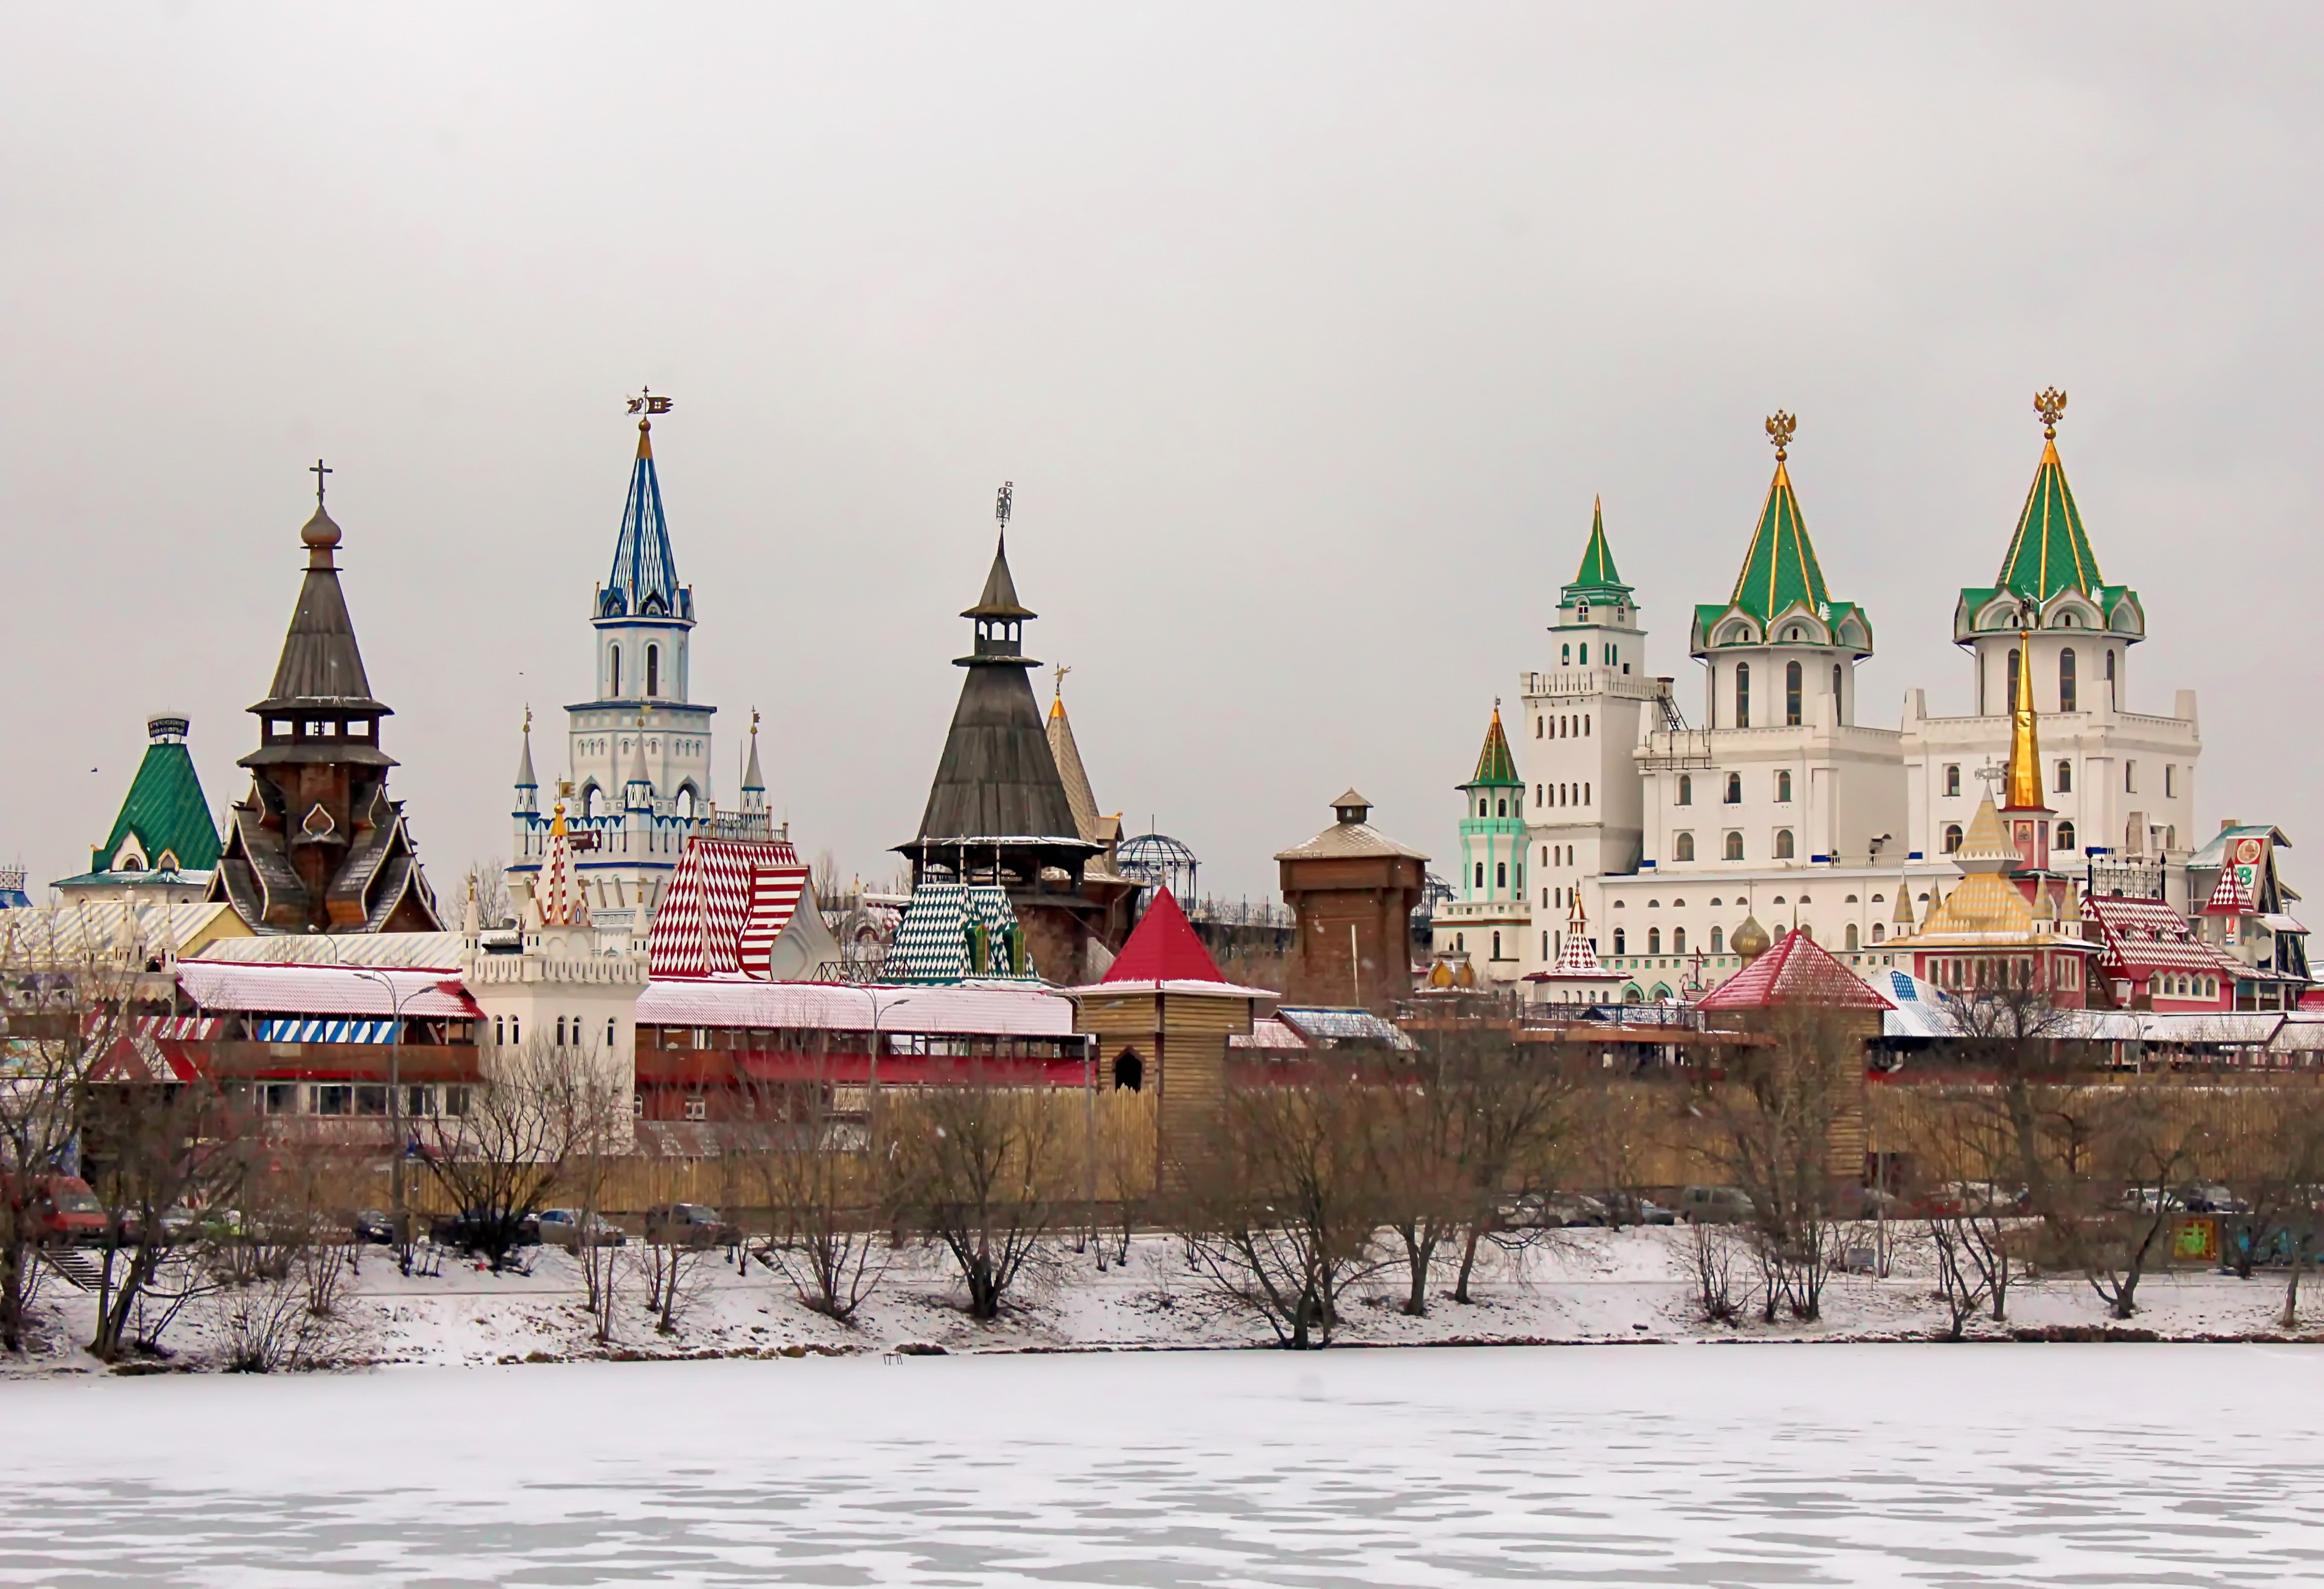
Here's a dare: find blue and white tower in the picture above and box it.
[509,398,770,940]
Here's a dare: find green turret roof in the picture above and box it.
[1727,457,1832,623]
[90,728,221,875]
[1462,706,1523,790]
[1564,497,1630,596]
[1995,436,2102,602]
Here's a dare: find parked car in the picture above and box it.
[644,1203,738,1247]
[2117,1186,2184,1215]
[351,1209,398,1245]
[115,1203,199,1245]
[430,1209,541,1252]
[537,1208,626,1248]
[1594,1192,1676,1227]
[32,1176,107,1244]
[1677,1185,1755,1224]
[2181,1184,2247,1215]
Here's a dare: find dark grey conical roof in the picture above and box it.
[915,663,1083,842]
[962,533,1035,620]
[251,506,387,712]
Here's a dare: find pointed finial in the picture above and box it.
[523,704,532,735]
[1054,662,1071,702]
[309,458,332,506]
[1765,411,1797,461]
[996,479,1014,533]
[2034,387,2067,441]
[750,707,760,737]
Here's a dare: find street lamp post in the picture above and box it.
[865,992,912,1148]
[353,968,413,1273]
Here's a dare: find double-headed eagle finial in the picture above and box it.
[2034,387,2067,441]
[1765,411,1797,461]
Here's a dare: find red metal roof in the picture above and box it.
[1103,889,1227,985]
[1695,929,1896,1012]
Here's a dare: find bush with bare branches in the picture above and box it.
[886,1076,1067,1320]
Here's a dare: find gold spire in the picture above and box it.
[2005,606,2044,810]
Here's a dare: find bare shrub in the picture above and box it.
[1690,1222,1740,1326]
[735,1078,889,1323]
[886,1076,1066,1320]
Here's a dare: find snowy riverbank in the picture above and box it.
[10,1224,2323,1377]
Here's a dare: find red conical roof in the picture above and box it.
[1694,928,1895,1012]
[1102,888,1229,985]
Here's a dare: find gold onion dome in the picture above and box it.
[1732,914,1771,962]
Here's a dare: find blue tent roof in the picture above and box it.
[600,421,686,620]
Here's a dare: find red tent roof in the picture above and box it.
[1695,928,1895,1012]
[1102,888,1229,985]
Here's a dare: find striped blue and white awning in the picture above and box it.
[255,1017,402,1044]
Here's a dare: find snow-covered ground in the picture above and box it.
[9,1224,2323,1376]
[4,1343,2321,1585]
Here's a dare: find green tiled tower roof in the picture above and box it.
[1462,705,1523,790]
[1727,456,1832,623]
[1565,497,1630,596]
[91,722,221,874]
[1995,436,2102,602]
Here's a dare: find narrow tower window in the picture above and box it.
[1832,664,1844,723]
[1677,774,1693,806]
[1724,773,1742,804]
[610,645,622,697]
[1785,660,1802,726]
[1735,663,1751,728]
[646,645,661,696]
[1776,770,1792,803]
[1775,829,1795,859]
[2059,647,2077,712]
[2056,759,2073,794]
[2007,647,2020,706]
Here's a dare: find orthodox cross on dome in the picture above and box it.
[995,479,1013,533]
[2034,387,2067,441]
[309,458,332,506]
[1765,411,1797,461]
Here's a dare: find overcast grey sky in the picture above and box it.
[5,5,2319,905]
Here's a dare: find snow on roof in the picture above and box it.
[1277,1006,1415,1048]
[190,931,466,969]
[1695,929,1896,1012]
[1230,1017,1308,1052]
[634,980,1076,1037]
[176,961,480,1018]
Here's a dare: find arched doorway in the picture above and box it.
[1113,1049,1145,1092]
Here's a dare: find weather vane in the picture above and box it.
[1054,662,1071,701]
[995,479,1013,533]
[1975,759,2007,793]
[626,387,673,418]
[309,458,332,507]
[1765,411,1797,461]
[2034,386,2067,440]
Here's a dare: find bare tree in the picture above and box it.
[208,1145,368,1371]
[1689,1221,1741,1326]
[1171,1061,1392,1348]
[0,942,133,1353]
[460,860,513,929]
[1912,1092,2023,1334]
[734,1078,890,1323]
[414,1035,599,1270]
[80,1079,253,1362]
[887,1075,1067,1320]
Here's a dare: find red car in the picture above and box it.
[33,1176,108,1245]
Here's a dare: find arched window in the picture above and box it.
[1845,923,1860,951]
[1674,832,1695,862]
[646,644,661,697]
[2007,646,2020,707]
[1584,714,1591,736]
[609,644,622,697]
[1944,823,1964,854]
[2106,648,2117,706]
[1492,930,1502,960]
[676,784,697,820]
[1561,644,1572,665]
[1775,829,1795,859]
[1613,927,1626,955]
[1673,927,1687,954]
[1725,773,1742,804]
[1495,861,1507,889]
[1677,774,1693,806]
[1871,922,1885,944]
[1113,1049,1144,1091]
[2057,820,2076,852]
[2059,647,2077,711]
[1724,832,1744,861]
[2056,759,2073,794]
[1832,664,1844,723]
[1536,717,1543,739]
[583,783,603,819]
[1711,926,1725,953]
[1475,862,1485,887]
[1945,764,1961,797]
[1584,784,1591,805]
[1648,927,1662,955]
[1735,662,1751,728]
[1785,660,1803,725]
[1777,770,1793,803]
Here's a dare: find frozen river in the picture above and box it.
[3,1343,2319,1586]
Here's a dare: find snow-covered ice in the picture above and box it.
[4,1343,2321,1586]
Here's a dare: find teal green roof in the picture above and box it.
[1563,497,1630,597]
[1995,437,2103,603]
[1462,708,1523,790]
[1726,458,1832,623]
[92,738,220,875]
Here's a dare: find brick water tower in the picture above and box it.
[1275,789,1428,1009]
